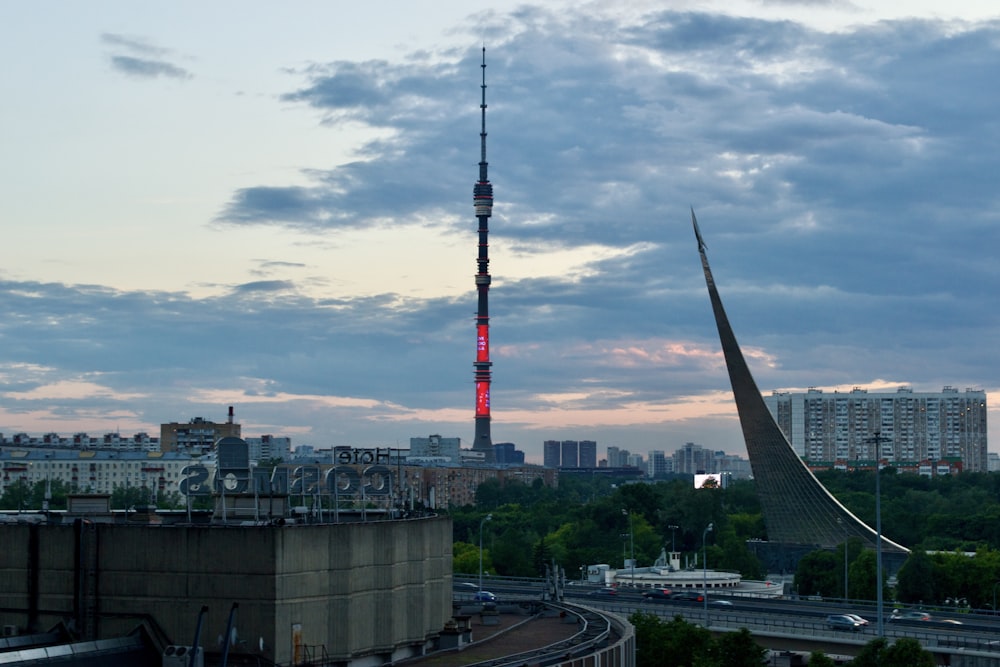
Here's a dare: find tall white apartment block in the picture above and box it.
[647,450,671,477]
[764,386,988,472]
[409,434,461,463]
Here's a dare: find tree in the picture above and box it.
[452,542,490,575]
[808,651,837,667]
[895,549,936,604]
[707,627,767,667]
[532,537,554,576]
[850,637,934,667]
[850,637,888,667]
[0,479,34,511]
[715,525,765,579]
[794,549,839,598]
[883,637,935,667]
[628,612,711,667]
[848,550,890,603]
[0,479,71,511]
[490,526,535,576]
[110,484,153,510]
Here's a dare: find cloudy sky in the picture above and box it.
[2,1,999,464]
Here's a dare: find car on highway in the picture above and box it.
[473,591,497,602]
[709,599,734,608]
[640,589,674,603]
[670,591,705,603]
[843,613,869,626]
[889,609,931,622]
[826,614,865,631]
[587,588,618,597]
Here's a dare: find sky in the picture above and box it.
[2,1,1000,464]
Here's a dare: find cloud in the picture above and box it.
[231,280,296,294]
[4,6,1000,460]
[102,33,192,80]
[109,55,192,80]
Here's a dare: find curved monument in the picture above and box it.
[692,209,907,554]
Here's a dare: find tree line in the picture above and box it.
[454,470,1000,610]
[631,612,934,667]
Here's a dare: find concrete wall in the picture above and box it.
[0,516,453,665]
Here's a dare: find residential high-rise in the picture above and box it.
[579,440,598,468]
[606,446,629,468]
[160,407,240,454]
[471,48,496,463]
[543,440,561,468]
[493,442,524,465]
[648,450,671,477]
[410,434,462,462]
[560,440,579,468]
[673,442,714,474]
[765,386,988,472]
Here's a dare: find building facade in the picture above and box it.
[605,446,628,468]
[409,435,462,463]
[0,516,454,666]
[560,441,579,468]
[245,435,292,462]
[0,449,196,497]
[647,450,671,477]
[578,440,597,468]
[543,440,561,468]
[1,431,159,451]
[764,386,988,472]
[160,411,241,454]
[493,442,525,465]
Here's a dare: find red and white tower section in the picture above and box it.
[472,48,495,462]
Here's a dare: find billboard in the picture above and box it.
[694,473,724,489]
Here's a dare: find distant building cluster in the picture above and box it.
[542,440,598,468]
[0,412,539,505]
[540,440,752,480]
[670,442,753,478]
[764,386,988,473]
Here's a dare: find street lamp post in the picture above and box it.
[702,522,714,625]
[844,538,849,601]
[668,524,678,554]
[479,514,492,593]
[837,517,848,601]
[622,509,634,586]
[866,431,890,638]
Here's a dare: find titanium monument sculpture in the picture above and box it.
[692,209,908,555]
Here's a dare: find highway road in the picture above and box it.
[454,576,1000,655]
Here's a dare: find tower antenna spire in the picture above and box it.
[472,47,495,462]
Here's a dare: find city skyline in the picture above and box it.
[2,1,999,465]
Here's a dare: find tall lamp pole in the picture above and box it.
[837,517,848,600]
[702,522,714,625]
[668,524,678,554]
[622,509,635,586]
[479,513,492,593]
[866,431,890,638]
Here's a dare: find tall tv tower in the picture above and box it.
[472,48,495,463]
